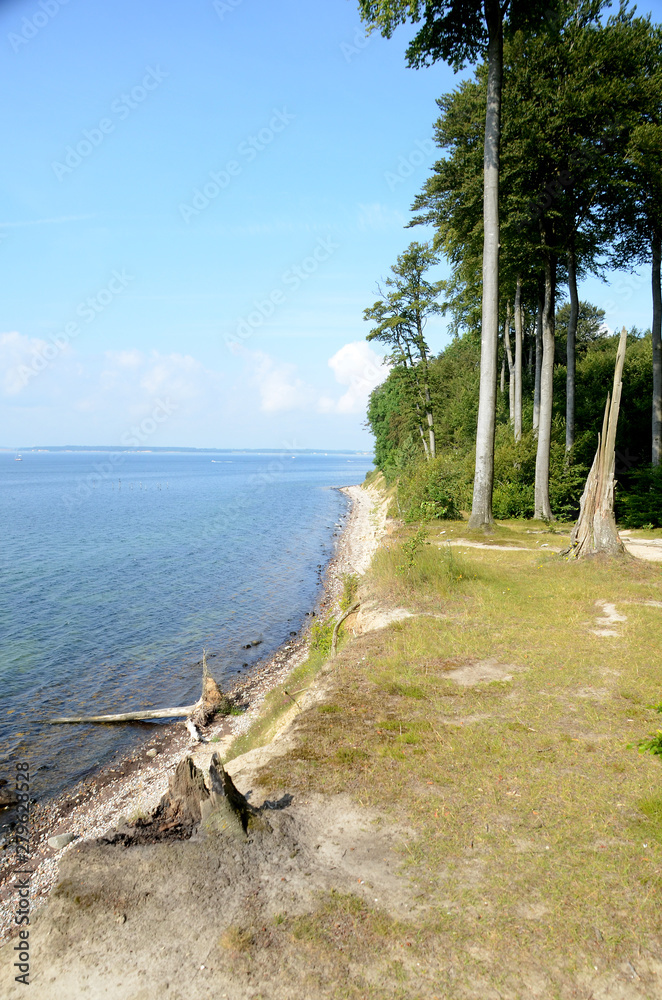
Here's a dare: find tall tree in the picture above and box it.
[513,274,523,442]
[364,242,443,459]
[357,1,561,530]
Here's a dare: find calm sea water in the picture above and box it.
[0,450,373,814]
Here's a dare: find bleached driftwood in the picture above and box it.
[48,650,229,728]
[566,327,628,559]
[48,706,196,724]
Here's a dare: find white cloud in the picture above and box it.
[0,331,58,396]
[319,341,389,414]
[249,350,314,413]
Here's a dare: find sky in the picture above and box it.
[1,0,661,450]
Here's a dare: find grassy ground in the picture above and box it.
[225,517,662,998]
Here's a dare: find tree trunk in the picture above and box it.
[409,336,435,460]
[423,377,436,459]
[468,3,502,530]
[568,328,628,557]
[566,246,579,454]
[514,276,523,443]
[533,285,543,433]
[653,230,662,466]
[534,253,556,520]
[500,353,505,393]
[504,300,514,425]
[417,422,430,459]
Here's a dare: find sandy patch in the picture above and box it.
[443,657,520,687]
[591,599,627,638]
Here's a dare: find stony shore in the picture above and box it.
[0,481,387,943]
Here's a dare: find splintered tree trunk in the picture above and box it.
[533,287,543,433]
[500,354,506,394]
[568,328,628,557]
[504,300,514,426]
[653,231,661,466]
[418,423,430,459]
[566,247,579,454]
[468,6,502,530]
[534,254,556,520]
[421,360,436,459]
[514,276,523,443]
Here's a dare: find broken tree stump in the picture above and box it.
[566,327,628,559]
[99,753,254,844]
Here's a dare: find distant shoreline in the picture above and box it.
[1,446,373,455]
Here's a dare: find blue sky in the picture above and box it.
[1,0,661,450]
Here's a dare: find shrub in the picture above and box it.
[617,465,662,529]
[395,456,466,521]
[339,573,359,611]
[310,618,335,656]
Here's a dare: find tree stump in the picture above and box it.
[566,328,627,559]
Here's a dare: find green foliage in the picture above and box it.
[397,523,430,574]
[310,618,335,656]
[395,455,466,522]
[637,732,662,757]
[616,465,662,529]
[564,331,653,468]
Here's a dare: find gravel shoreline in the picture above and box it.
[0,481,384,942]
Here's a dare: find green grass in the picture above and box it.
[240,518,662,996]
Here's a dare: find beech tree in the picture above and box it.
[357,1,561,529]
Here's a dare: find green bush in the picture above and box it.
[492,481,535,518]
[395,456,467,521]
[310,618,335,656]
[617,466,662,529]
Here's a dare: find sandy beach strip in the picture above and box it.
[0,480,386,942]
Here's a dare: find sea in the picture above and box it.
[0,450,373,821]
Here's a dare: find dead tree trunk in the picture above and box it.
[567,328,628,559]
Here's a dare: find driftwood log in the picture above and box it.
[48,651,229,738]
[566,327,628,559]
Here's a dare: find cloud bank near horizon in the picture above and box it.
[0,332,387,449]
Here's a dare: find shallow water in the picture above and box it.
[0,450,372,811]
